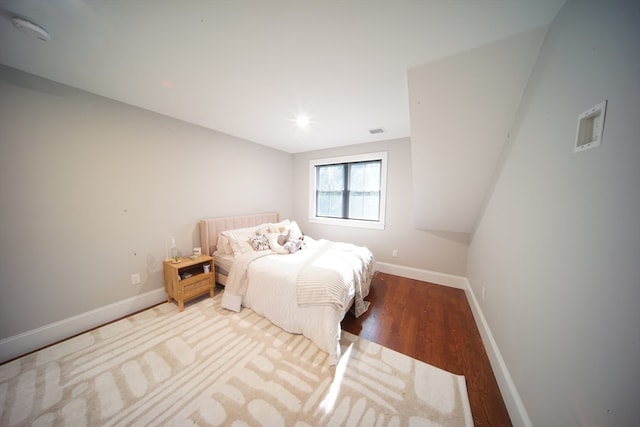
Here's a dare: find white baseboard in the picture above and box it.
[375,262,530,427]
[0,288,166,364]
[375,262,467,289]
[462,278,532,427]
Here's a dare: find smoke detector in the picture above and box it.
[11,17,51,41]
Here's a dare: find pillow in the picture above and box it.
[277,229,291,246]
[226,231,253,256]
[254,223,270,236]
[216,233,232,255]
[267,233,289,254]
[220,224,259,237]
[249,234,270,251]
[288,220,303,240]
[222,228,257,256]
[268,219,291,234]
[221,223,272,256]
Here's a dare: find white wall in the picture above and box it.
[0,66,292,358]
[467,1,640,425]
[292,138,469,277]
[409,26,547,234]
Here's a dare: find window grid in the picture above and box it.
[315,160,381,222]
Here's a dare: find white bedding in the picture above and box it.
[220,237,374,364]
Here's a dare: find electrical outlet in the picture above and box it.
[392,249,398,257]
[482,286,486,301]
[131,273,141,285]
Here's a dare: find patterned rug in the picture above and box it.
[0,294,473,426]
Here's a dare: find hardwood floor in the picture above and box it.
[341,272,512,427]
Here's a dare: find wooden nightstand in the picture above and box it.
[162,255,214,311]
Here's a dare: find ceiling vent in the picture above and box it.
[369,127,385,135]
[11,17,51,41]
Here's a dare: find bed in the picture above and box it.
[199,212,375,364]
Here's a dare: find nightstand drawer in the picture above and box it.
[181,273,213,298]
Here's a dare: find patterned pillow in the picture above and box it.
[249,234,270,251]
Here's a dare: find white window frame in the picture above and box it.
[309,151,387,230]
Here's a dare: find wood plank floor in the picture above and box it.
[341,272,512,427]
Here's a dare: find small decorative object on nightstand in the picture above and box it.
[162,254,214,312]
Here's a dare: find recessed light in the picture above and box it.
[11,17,50,41]
[295,115,310,128]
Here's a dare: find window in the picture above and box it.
[309,152,387,229]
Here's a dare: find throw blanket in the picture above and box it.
[220,250,272,312]
[296,240,373,317]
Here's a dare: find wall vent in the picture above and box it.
[369,127,385,135]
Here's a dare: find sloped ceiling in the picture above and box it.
[0,1,564,153]
[409,27,549,234]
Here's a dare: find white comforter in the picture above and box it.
[220,237,375,364]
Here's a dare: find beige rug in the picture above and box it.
[0,294,473,426]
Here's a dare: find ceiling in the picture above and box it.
[0,0,565,153]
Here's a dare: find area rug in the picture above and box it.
[0,294,473,426]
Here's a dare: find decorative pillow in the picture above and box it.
[254,224,270,236]
[277,229,291,246]
[249,234,270,251]
[288,220,303,240]
[284,238,304,253]
[268,219,291,234]
[267,233,289,254]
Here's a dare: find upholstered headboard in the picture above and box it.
[199,212,280,256]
